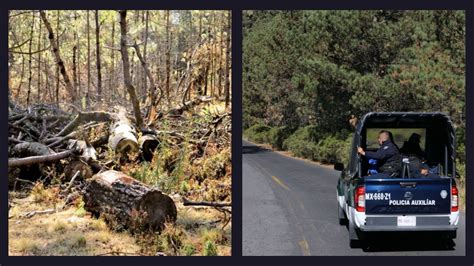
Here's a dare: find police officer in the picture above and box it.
[357,130,401,178]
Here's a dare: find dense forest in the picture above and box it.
[243,11,465,200]
[8,10,231,256]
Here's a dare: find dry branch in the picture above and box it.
[56,111,112,137]
[9,149,75,168]
[182,197,231,208]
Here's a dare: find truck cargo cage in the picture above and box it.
[351,112,456,179]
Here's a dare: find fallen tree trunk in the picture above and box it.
[109,107,139,158]
[138,134,159,161]
[83,170,177,232]
[9,149,75,168]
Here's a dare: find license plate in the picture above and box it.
[397,216,416,227]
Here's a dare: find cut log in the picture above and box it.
[12,142,52,157]
[83,170,177,232]
[108,108,139,159]
[138,134,159,161]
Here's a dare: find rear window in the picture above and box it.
[366,128,426,150]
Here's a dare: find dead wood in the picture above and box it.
[64,160,93,181]
[9,149,75,168]
[138,134,159,161]
[23,208,55,218]
[68,139,97,161]
[12,142,52,157]
[108,107,139,159]
[56,111,112,137]
[168,96,213,117]
[83,170,177,232]
[182,197,231,208]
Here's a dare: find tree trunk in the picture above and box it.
[110,19,115,101]
[87,10,91,106]
[73,46,77,93]
[218,13,224,96]
[37,18,42,102]
[76,11,81,99]
[119,10,144,129]
[95,10,102,101]
[15,52,25,100]
[225,12,231,107]
[40,10,77,102]
[55,11,60,105]
[72,11,78,95]
[83,170,177,232]
[132,44,162,109]
[143,11,149,93]
[26,13,34,106]
[165,10,171,105]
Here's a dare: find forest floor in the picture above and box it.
[9,99,232,256]
[9,189,231,256]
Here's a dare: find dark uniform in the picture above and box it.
[364,140,401,178]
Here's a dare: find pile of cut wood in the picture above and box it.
[8,102,175,231]
[8,96,231,232]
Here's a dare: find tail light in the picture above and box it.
[355,186,365,212]
[451,185,459,212]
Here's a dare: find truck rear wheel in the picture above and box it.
[348,217,365,248]
[338,202,347,225]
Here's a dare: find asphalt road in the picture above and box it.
[242,140,466,256]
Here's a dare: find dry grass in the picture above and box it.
[9,192,141,256]
[9,186,231,256]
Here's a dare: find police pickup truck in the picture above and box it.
[335,112,460,248]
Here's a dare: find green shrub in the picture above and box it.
[282,126,324,159]
[267,126,295,150]
[243,124,272,143]
[314,136,351,164]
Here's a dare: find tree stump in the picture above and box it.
[83,170,177,232]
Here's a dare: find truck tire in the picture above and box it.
[348,220,360,248]
[338,202,347,225]
[348,216,365,248]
